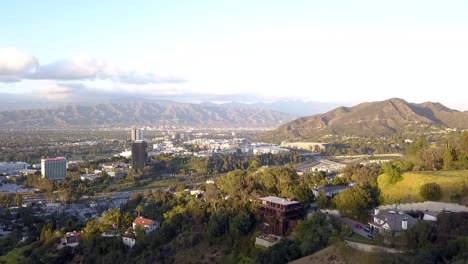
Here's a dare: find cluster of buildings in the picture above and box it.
[0,158,68,181]
[152,141,191,156]
[280,142,329,152]
[242,143,289,155]
[0,162,28,175]
[296,158,346,175]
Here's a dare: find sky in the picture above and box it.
[1,0,468,109]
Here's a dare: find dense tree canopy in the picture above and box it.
[332,186,373,220]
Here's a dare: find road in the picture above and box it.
[339,217,372,239]
[22,187,165,204]
[316,209,372,239]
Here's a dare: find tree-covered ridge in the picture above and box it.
[262,98,468,141]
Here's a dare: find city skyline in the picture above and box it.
[1,1,468,109]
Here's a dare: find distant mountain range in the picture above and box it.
[262,98,468,141]
[0,94,341,117]
[205,101,343,117]
[0,102,295,129]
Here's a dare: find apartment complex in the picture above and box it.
[41,157,67,180]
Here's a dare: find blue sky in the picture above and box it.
[1,1,468,108]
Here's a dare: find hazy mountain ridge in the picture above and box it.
[263,98,468,140]
[0,102,295,128]
[208,101,343,117]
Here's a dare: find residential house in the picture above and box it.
[60,231,82,247]
[122,232,136,248]
[369,209,417,233]
[132,217,159,234]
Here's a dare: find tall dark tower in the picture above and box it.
[132,140,148,172]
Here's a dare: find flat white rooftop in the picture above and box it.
[260,196,300,206]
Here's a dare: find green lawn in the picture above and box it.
[119,178,182,191]
[0,244,31,264]
[378,170,468,204]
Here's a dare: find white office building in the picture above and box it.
[41,157,67,180]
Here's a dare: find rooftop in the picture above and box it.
[42,157,66,162]
[133,217,155,226]
[372,210,418,231]
[315,185,350,192]
[260,196,300,206]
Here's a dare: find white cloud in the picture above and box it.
[33,84,77,101]
[26,54,115,80]
[0,48,38,76]
[0,49,185,85]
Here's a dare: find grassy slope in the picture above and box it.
[378,170,468,204]
[290,243,384,264]
[0,244,31,264]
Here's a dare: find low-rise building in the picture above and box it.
[281,142,329,152]
[312,185,351,198]
[132,217,159,234]
[60,231,82,247]
[0,162,28,175]
[80,174,101,182]
[369,209,417,233]
[122,232,136,248]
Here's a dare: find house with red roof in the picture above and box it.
[132,217,159,234]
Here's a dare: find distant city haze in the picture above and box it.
[1,1,468,110]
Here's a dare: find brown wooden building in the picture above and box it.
[259,196,303,236]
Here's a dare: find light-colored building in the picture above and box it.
[119,150,132,158]
[0,162,28,175]
[122,233,136,247]
[41,157,67,180]
[80,174,100,182]
[132,217,159,234]
[281,142,329,152]
[312,185,351,198]
[131,128,144,141]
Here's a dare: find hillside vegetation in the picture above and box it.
[378,171,468,204]
[262,98,468,141]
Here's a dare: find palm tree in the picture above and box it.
[136,205,143,217]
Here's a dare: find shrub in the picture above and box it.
[382,162,402,184]
[420,183,441,201]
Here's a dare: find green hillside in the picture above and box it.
[378,171,468,204]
